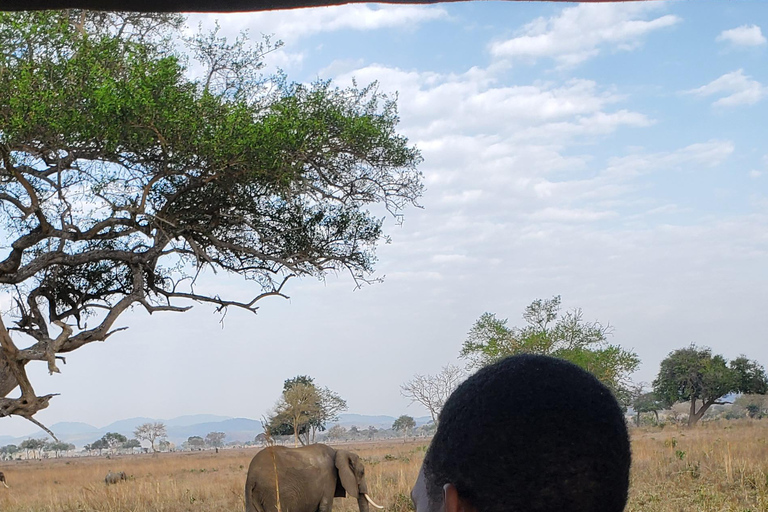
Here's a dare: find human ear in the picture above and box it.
[443,484,475,512]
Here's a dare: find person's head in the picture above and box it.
[412,354,631,512]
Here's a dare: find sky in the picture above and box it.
[3,0,768,437]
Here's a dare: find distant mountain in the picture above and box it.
[165,418,262,445]
[0,413,429,449]
[101,417,157,434]
[0,435,18,445]
[165,414,233,427]
[335,414,432,429]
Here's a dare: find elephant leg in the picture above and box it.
[318,496,333,512]
[318,482,336,512]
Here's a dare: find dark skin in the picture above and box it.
[245,444,375,512]
[411,466,473,512]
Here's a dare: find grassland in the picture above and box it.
[2,420,768,511]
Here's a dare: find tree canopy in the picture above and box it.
[267,375,347,446]
[134,422,167,452]
[653,345,768,426]
[392,415,415,437]
[0,11,422,434]
[460,296,640,404]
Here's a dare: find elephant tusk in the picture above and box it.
[364,494,384,509]
[2,482,8,489]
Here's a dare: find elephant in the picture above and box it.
[0,471,7,488]
[244,444,384,512]
[105,471,127,485]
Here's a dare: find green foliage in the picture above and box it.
[461,296,640,404]
[187,436,205,448]
[101,432,128,450]
[205,431,226,447]
[20,438,46,458]
[653,345,768,426]
[122,439,141,450]
[44,441,75,455]
[734,395,768,419]
[392,415,416,435]
[0,11,421,422]
[0,444,19,459]
[267,375,347,444]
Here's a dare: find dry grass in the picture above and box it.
[2,421,768,511]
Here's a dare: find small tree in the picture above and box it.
[327,424,347,441]
[734,395,768,419]
[274,376,348,443]
[401,364,465,425]
[653,345,768,426]
[0,444,19,460]
[205,431,226,448]
[278,383,321,447]
[392,415,416,439]
[267,376,347,446]
[366,426,378,440]
[100,432,128,454]
[134,422,167,453]
[632,391,663,425]
[88,438,108,455]
[122,439,142,451]
[461,296,640,405]
[187,436,205,450]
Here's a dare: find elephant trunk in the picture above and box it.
[357,494,370,512]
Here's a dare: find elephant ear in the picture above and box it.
[335,450,359,499]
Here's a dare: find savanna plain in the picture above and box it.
[2,421,768,512]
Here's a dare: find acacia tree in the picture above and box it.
[205,431,226,447]
[326,424,347,441]
[400,363,465,425]
[392,415,415,438]
[653,345,768,426]
[134,422,167,452]
[460,296,640,405]
[269,382,322,447]
[100,432,128,454]
[268,375,348,444]
[0,11,422,436]
[187,436,205,450]
[631,391,663,426]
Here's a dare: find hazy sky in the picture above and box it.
[4,1,768,437]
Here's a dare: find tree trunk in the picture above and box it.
[688,398,715,426]
[688,399,697,426]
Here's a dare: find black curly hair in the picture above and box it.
[422,354,631,512]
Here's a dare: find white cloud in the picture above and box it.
[431,254,470,263]
[686,69,768,107]
[527,207,617,223]
[717,25,767,47]
[750,170,763,179]
[606,140,735,177]
[188,5,448,41]
[489,3,680,67]
[333,65,651,143]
